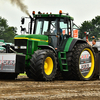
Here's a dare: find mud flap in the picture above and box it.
[0,53,25,73]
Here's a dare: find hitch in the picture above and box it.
[2,44,16,53]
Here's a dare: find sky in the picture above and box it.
[0,0,100,34]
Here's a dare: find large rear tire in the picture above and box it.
[26,49,57,81]
[62,43,95,81]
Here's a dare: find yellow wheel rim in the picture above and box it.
[44,57,53,75]
[79,48,95,79]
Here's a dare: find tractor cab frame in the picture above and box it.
[21,11,74,49]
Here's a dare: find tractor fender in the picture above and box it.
[69,39,99,53]
[68,39,87,51]
[38,45,57,55]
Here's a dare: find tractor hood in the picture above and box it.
[14,34,48,42]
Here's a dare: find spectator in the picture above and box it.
[87,39,97,47]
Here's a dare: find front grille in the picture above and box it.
[14,39,27,54]
[15,39,27,46]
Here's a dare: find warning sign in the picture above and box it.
[73,30,78,38]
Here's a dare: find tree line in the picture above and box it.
[0,16,17,43]
[79,16,100,41]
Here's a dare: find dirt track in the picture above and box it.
[0,76,100,100]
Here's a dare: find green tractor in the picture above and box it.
[1,10,98,81]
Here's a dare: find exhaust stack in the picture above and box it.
[29,15,33,34]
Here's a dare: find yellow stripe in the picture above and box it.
[14,37,48,42]
[14,37,29,39]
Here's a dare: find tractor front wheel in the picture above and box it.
[27,49,57,81]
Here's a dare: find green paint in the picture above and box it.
[57,38,74,71]
[58,52,68,71]
[25,55,29,60]
[34,14,74,20]
[15,34,48,56]
[26,39,48,55]
[27,40,39,54]
[15,34,48,41]
[64,38,74,52]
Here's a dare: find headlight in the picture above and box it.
[15,46,18,49]
[15,46,27,49]
[20,46,27,49]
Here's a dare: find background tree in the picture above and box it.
[0,16,17,43]
[79,16,100,41]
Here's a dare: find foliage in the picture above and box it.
[0,16,17,43]
[79,16,100,40]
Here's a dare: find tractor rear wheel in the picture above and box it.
[27,49,57,81]
[63,43,95,81]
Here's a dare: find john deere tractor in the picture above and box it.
[0,10,99,81]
